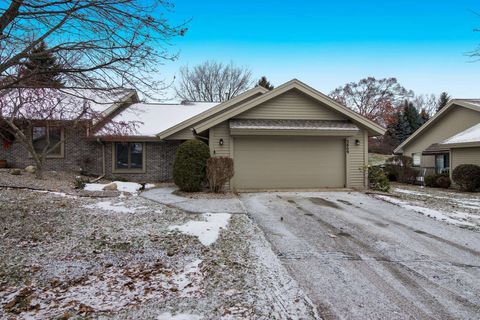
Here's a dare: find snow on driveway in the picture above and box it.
[241,191,480,319]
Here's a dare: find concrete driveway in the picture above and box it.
[240,191,480,320]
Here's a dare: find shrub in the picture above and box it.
[368,166,390,192]
[206,157,234,193]
[436,175,451,189]
[384,155,418,183]
[73,176,89,189]
[452,164,480,192]
[173,140,211,192]
[425,173,450,188]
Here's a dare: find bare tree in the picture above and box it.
[412,93,437,117]
[330,77,413,126]
[175,61,252,102]
[0,0,184,178]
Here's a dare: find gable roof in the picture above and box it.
[394,99,480,153]
[157,86,268,139]
[191,79,385,136]
[439,123,480,148]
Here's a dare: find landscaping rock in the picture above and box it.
[102,182,118,191]
[25,165,36,174]
[10,169,21,175]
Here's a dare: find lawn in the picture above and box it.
[0,171,315,319]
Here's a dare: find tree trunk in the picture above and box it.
[34,160,44,179]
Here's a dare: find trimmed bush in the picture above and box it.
[425,173,450,188]
[173,140,211,192]
[206,157,234,193]
[368,166,390,192]
[452,164,480,192]
[436,175,451,189]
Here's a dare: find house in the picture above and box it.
[3,79,385,190]
[394,99,480,176]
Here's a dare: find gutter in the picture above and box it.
[192,128,209,141]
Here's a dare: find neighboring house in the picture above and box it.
[3,79,385,190]
[394,99,480,175]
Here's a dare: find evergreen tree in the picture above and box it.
[402,100,423,135]
[256,76,274,90]
[437,92,450,112]
[22,41,63,87]
[420,109,429,124]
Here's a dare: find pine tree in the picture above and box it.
[402,100,423,134]
[437,92,450,112]
[22,41,63,87]
[256,76,274,90]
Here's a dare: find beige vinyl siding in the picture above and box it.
[167,127,196,140]
[346,130,367,188]
[403,107,480,156]
[209,122,231,157]
[234,89,346,120]
[451,147,480,170]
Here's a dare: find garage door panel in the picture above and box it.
[233,136,345,189]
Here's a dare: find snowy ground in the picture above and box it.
[0,186,317,319]
[376,183,480,230]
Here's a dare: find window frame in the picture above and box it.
[412,153,421,167]
[112,142,146,173]
[31,125,65,159]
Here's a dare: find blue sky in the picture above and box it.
[159,0,480,99]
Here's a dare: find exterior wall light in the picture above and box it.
[355,139,361,146]
[219,138,224,146]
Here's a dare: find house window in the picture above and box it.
[114,142,144,171]
[435,154,450,174]
[412,153,421,167]
[32,125,63,157]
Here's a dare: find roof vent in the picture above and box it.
[181,100,194,105]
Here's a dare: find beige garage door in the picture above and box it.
[233,136,345,190]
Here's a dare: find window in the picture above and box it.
[32,125,63,157]
[412,153,421,167]
[114,142,144,172]
[435,154,450,174]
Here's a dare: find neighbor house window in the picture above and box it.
[114,142,144,171]
[32,125,63,157]
[435,154,450,174]
[412,153,421,167]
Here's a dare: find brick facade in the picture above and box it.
[1,122,181,183]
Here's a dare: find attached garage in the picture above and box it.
[233,136,346,190]
[159,79,386,191]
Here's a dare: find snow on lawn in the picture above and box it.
[394,187,480,210]
[157,312,203,320]
[84,181,144,194]
[1,259,204,319]
[376,195,478,228]
[84,201,136,214]
[169,213,231,246]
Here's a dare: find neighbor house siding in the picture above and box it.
[403,107,480,156]
[346,129,368,188]
[234,89,346,120]
[451,147,480,170]
[167,127,196,140]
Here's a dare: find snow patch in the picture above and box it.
[157,312,202,320]
[85,201,136,214]
[144,183,156,189]
[375,195,477,227]
[169,213,231,246]
[84,181,143,194]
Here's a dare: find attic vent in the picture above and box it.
[181,100,194,105]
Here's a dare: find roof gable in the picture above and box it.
[394,99,480,153]
[158,86,268,139]
[193,79,385,136]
